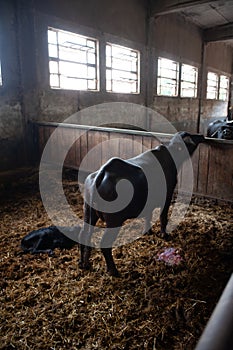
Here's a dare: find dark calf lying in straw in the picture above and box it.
[21,226,80,255]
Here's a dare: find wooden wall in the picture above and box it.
[34,122,233,202]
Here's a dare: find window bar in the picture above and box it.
[110,45,113,92]
[56,30,61,88]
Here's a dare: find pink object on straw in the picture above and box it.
[157,247,183,266]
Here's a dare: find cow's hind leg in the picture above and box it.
[79,205,98,270]
[159,195,172,240]
[100,226,121,277]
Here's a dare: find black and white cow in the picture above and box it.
[207,119,233,140]
[21,226,80,255]
[79,131,205,276]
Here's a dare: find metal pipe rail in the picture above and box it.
[195,273,233,350]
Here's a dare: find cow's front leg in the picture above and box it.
[79,242,92,270]
[100,226,121,277]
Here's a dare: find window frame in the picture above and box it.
[206,71,230,101]
[157,57,180,97]
[106,42,140,94]
[156,57,199,98]
[47,27,99,91]
[218,74,229,101]
[206,71,219,100]
[180,63,198,98]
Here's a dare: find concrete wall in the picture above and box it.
[32,0,148,124]
[149,14,203,133]
[0,0,148,171]
[0,0,232,172]
[200,42,233,133]
[0,0,26,171]
[150,14,233,134]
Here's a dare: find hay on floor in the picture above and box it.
[0,170,232,350]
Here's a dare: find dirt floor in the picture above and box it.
[0,169,232,350]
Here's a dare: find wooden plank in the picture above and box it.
[197,143,209,196]
[49,126,63,165]
[209,144,233,201]
[108,132,120,160]
[41,126,56,162]
[63,128,76,168]
[49,126,58,162]
[119,134,134,159]
[79,131,88,172]
[35,123,233,202]
[191,147,200,193]
[206,144,217,197]
[73,129,81,168]
[178,158,195,194]
[133,135,143,156]
[142,135,152,152]
[151,136,161,149]
[100,131,110,164]
[86,130,104,171]
[220,147,233,201]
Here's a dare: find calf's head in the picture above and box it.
[219,126,233,140]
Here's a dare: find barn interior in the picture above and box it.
[0,1,233,349]
[1,0,233,173]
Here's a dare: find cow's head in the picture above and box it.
[178,131,205,155]
[168,132,205,166]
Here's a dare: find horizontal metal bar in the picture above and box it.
[32,120,173,139]
[31,121,233,145]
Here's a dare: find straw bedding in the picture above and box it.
[0,170,232,350]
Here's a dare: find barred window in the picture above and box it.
[219,75,229,101]
[206,72,219,99]
[106,43,140,94]
[48,27,98,91]
[180,63,198,98]
[157,57,179,97]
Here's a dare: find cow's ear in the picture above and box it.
[183,135,196,146]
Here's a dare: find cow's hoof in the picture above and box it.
[107,268,121,277]
[144,228,154,235]
[79,261,91,270]
[157,232,171,241]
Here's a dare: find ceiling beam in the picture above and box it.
[203,22,233,42]
[150,0,216,17]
